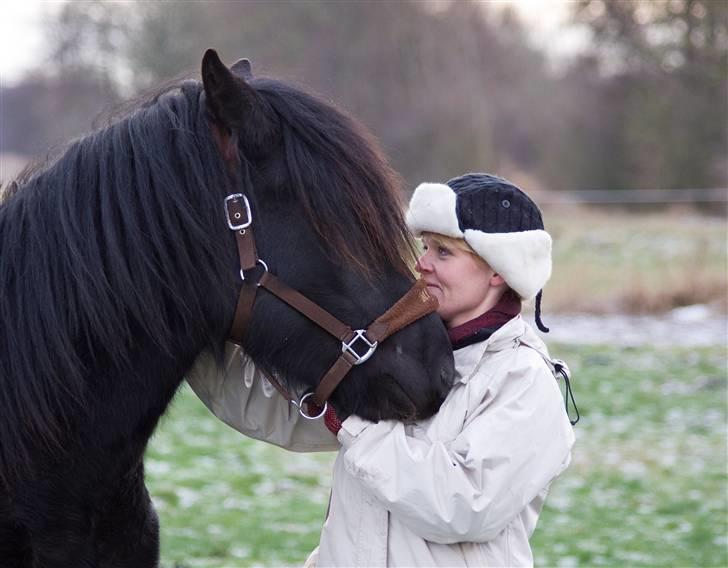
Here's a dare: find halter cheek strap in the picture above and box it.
[224,193,438,416]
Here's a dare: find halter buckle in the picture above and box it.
[225,193,252,230]
[342,330,378,365]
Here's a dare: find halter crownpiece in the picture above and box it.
[224,193,438,418]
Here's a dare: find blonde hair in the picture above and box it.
[421,231,486,264]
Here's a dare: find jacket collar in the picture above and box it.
[453,315,550,385]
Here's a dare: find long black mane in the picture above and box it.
[0,81,233,479]
[0,76,415,481]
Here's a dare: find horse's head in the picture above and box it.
[202,50,454,422]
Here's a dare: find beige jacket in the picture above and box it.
[186,315,575,567]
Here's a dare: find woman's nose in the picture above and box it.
[415,256,430,273]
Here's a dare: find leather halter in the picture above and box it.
[224,193,438,418]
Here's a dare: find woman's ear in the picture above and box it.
[490,273,507,287]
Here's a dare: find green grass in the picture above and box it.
[147,343,727,567]
[531,344,727,568]
[146,395,334,567]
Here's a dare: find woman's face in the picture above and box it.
[415,235,501,328]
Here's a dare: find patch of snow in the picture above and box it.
[541,310,727,347]
[670,304,715,322]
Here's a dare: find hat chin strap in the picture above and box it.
[534,290,549,333]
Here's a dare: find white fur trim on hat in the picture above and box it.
[464,229,552,300]
[406,183,463,238]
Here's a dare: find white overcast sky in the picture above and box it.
[0,1,579,87]
[0,1,59,84]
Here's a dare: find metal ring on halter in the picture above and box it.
[296,392,327,420]
[239,259,269,282]
[255,260,269,286]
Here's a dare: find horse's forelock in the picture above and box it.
[255,80,417,280]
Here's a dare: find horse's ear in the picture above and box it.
[230,58,253,81]
[202,49,278,154]
[201,49,248,131]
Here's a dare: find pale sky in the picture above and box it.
[0,1,60,84]
[0,0,581,87]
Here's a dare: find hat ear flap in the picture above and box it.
[406,183,463,238]
[464,229,552,300]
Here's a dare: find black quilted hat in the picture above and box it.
[447,173,545,234]
[406,173,552,332]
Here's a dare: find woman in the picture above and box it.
[187,173,575,567]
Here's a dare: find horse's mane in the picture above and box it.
[0,74,416,480]
[0,81,235,478]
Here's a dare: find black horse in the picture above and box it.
[0,50,454,566]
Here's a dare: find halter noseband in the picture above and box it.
[224,193,438,419]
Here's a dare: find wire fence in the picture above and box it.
[2,151,727,210]
[538,188,728,205]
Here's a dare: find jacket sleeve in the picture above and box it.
[338,355,575,544]
[185,342,339,453]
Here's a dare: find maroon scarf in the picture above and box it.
[447,289,521,350]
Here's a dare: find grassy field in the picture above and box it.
[147,342,727,567]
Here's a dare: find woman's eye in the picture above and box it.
[438,247,450,256]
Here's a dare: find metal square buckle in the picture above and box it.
[224,193,252,230]
[342,330,378,365]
